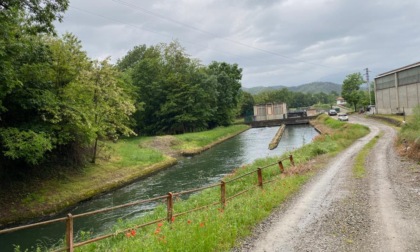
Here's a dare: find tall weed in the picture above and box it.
[400,105,420,142]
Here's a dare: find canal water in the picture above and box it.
[0,125,318,251]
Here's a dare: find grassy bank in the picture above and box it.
[0,125,249,225]
[71,115,370,251]
[172,125,250,155]
[398,106,420,160]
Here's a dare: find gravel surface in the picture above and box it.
[234,115,420,252]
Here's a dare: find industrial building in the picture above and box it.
[374,62,420,115]
[253,103,288,121]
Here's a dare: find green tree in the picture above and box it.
[0,0,69,168]
[238,91,255,117]
[207,62,242,126]
[0,0,69,34]
[119,41,243,134]
[0,34,57,165]
[116,44,147,71]
[341,73,364,111]
[69,59,136,163]
[128,45,166,134]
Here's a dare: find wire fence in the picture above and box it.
[0,155,295,252]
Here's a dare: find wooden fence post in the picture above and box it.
[167,192,173,222]
[289,154,295,166]
[66,213,74,252]
[220,180,226,210]
[257,168,263,189]
[278,160,284,173]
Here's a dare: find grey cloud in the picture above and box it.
[54,0,420,87]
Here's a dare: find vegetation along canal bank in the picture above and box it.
[6,114,369,251]
[63,114,371,251]
[0,125,249,226]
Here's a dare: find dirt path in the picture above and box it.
[236,115,420,251]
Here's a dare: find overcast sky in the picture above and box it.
[54,0,420,88]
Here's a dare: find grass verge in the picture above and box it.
[172,125,250,155]
[353,133,382,178]
[68,115,370,252]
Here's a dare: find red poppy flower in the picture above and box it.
[158,222,163,227]
[131,229,136,236]
[125,232,132,238]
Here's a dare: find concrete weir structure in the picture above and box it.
[249,115,317,128]
[249,102,318,127]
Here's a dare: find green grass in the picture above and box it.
[172,125,250,151]
[400,106,420,143]
[353,134,382,178]
[67,114,370,252]
[72,154,308,252]
[102,137,165,168]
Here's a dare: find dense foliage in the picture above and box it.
[117,42,243,135]
[0,4,243,175]
[0,2,136,176]
[253,88,338,108]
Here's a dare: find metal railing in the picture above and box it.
[0,155,295,252]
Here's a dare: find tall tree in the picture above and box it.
[116,44,147,71]
[238,91,255,117]
[341,73,364,111]
[119,41,243,135]
[68,59,136,163]
[207,62,242,126]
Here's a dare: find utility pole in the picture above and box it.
[365,68,371,105]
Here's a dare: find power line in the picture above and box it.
[111,0,341,69]
[69,4,300,68]
[68,5,254,62]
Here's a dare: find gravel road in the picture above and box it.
[235,115,420,252]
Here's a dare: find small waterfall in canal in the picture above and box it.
[0,125,318,251]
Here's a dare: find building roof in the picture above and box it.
[376,61,420,79]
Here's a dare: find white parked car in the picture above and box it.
[338,113,349,121]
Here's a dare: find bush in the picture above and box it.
[400,105,420,142]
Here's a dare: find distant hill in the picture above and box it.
[243,82,341,95]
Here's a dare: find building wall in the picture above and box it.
[375,64,420,115]
[253,103,288,121]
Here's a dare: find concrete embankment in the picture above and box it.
[268,124,286,150]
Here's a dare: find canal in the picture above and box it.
[0,125,318,251]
